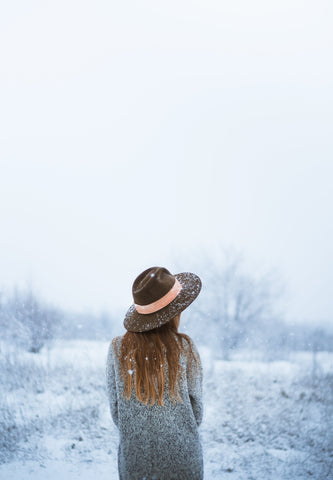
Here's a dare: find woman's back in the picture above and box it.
[106,332,203,480]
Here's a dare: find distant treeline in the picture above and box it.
[0,287,332,357]
[1,249,332,356]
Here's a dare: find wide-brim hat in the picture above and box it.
[124,266,202,333]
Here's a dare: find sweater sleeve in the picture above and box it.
[186,339,203,427]
[106,341,119,428]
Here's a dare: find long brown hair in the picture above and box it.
[113,314,198,406]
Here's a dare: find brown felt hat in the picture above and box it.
[124,266,202,333]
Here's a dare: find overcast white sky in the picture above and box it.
[0,0,332,324]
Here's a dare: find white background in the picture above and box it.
[0,0,332,322]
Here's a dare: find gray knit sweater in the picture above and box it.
[105,335,203,480]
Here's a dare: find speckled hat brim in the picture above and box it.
[123,272,202,333]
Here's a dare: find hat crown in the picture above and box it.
[132,267,176,306]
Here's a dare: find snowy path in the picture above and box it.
[0,341,332,479]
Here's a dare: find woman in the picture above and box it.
[106,266,204,480]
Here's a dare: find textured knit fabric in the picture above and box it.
[105,335,204,480]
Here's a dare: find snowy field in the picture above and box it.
[0,340,332,480]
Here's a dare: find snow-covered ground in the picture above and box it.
[0,340,332,479]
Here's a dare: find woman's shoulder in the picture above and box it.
[180,333,198,348]
[179,334,200,359]
[107,335,123,358]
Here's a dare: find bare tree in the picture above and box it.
[4,288,62,353]
[186,247,285,359]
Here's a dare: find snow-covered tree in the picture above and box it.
[3,288,62,352]
[189,248,285,359]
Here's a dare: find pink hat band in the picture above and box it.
[134,279,182,315]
